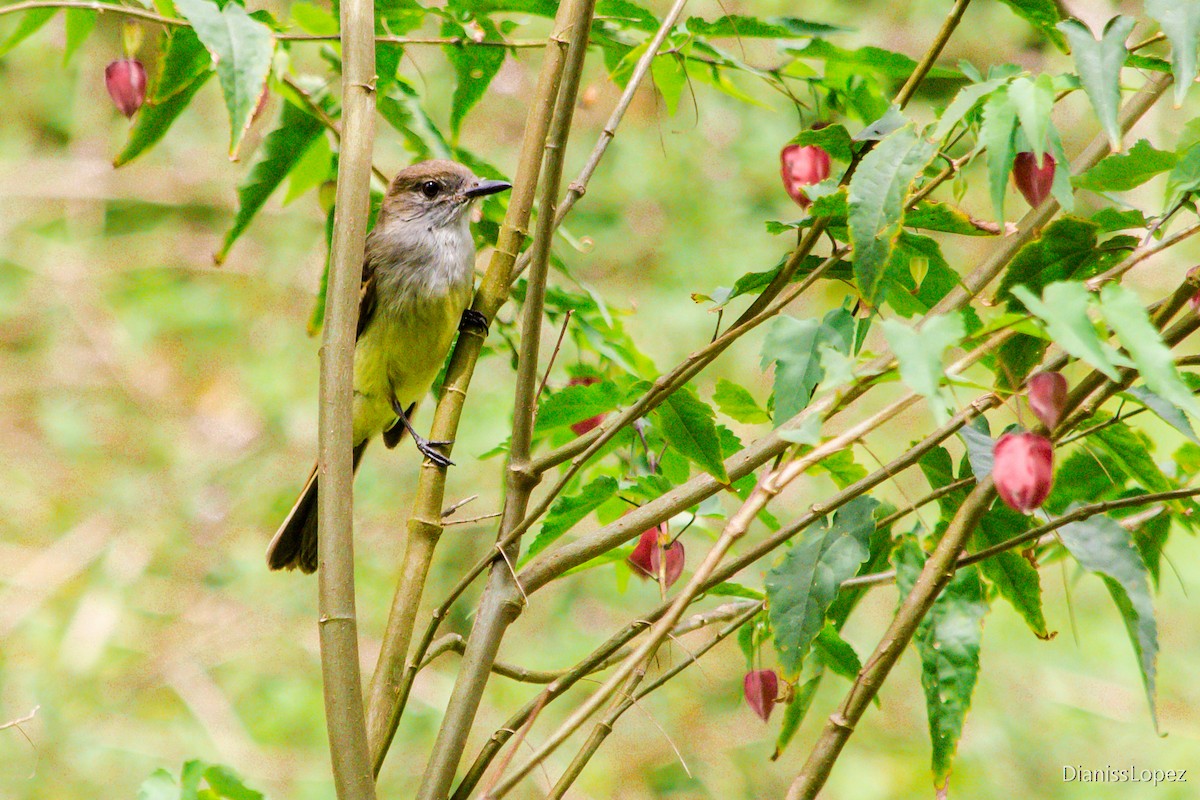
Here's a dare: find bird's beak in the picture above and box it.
[464,179,512,198]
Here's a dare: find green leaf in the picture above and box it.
[443,18,507,136]
[880,312,965,413]
[958,419,995,479]
[906,201,996,237]
[63,9,97,64]
[773,668,824,759]
[1146,0,1200,107]
[1074,139,1179,192]
[847,124,937,302]
[1058,514,1159,729]
[766,497,878,676]
[216,100,325,262]
[202,764,264,800]
[686,15,848,39]
[853,105,908,142]
[1058,16,1135,151]
[1012,282,1125,380]
[918,446,971,520]
[1010,75,1055,164]
[378,78,454,161]
[713,379,770,424]
[812,624,862,681]
[283,131,333,204]
[974,506,1049,638]
[761,308,853,424]
[1124,386,1200,444]
[1165,139,1200,210]
[1090,418,1174,495]
[651,53,686,116]
[0,8,57,57]
[114,29,214,167]
[932,78,1006,142]
[979,88,1017,223]
[895,541,988,789]
[998,0,1067,51]
[174,0,275,156]
[534,380,621,434]
[652,385,728,482]
[525,476,619,560]
[1099,283,1200,420]
[995,217,1102,308]
[788,123,854,163]
[882,232,959,318]
[791,39,961,81]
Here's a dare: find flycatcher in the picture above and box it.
[266,160,511,573]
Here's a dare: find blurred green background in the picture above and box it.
[3,0,1200,798]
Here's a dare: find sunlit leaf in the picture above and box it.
[1124,386,1200,444]
[443,17,507,136]
[1145,0,1200,107]
[713,379,770,424]
[1008,73,1055,162]
[1074,139,1179,192]
[1012,282,1126,380]
[880,312,965,415]
[0,8,57,57]
[534,379,622,434]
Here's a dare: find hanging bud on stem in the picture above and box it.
[1012,151,1055,208]
[780,143,831,209]
[105,59,146,118]
[743,669,779,722]
[1027,371,1068,430]
[993,432,1054,514]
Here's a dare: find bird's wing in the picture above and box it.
[356,256,377,340]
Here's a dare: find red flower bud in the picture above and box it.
[627,526,685,588]
[780,143,831,209]
[743,669,779,722]
[568,375,606,436]
[1012,151,1055,208]
[105,59,147,118]
[1027,371,1068,430]
[993,432,1054,514]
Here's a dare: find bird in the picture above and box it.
[266,160,511,573]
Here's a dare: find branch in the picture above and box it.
[316,0,376,794]
[362,0,581,768]
[892,0,972,108]
[786,479,996,799]
[413,2,596,794]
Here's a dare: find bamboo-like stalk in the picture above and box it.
[362,0,580,769]
[316,0,375,794]
[413,2,596,796]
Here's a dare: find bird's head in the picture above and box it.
[381,160,511,229]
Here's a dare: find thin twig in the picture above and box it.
[534,310,573,407]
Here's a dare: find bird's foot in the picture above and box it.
[460,308,490,335]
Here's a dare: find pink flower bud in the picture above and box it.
[568,375,606,436]
[1187,266,1200,313]
[993,432,1054,514]
[1027,372,1068,430]
[627,526,684,588]
[105,59,147,118]
[743,669,779,722]
[1012,152,1055,208]
[780,143,831,209]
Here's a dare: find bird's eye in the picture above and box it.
[420,180,441,199]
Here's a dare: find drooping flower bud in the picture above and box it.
[743,669,779,722]
[780,143,831,209]
[1027,372,1068,430]
[627,526,685,588]
[993,432,1054,514]
[1012,151,1055,208]
[1187,265,1200,313]
[105,59,147,118]
[568,375,605,436]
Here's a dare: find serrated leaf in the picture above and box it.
[534,380,622,434]
[1058,16,1134,152]
[525,476,619,560]
[974,506,1048,638]
[789,124,854,163]
[998,0,1067,51]
[766,497,879,676]
[1124,386,1200,444]
[1012,282,1125,380]
[979,88,1017,223]
[761,308,853,424]
[114,64,213,167]
[686,15,848,39]
[1099,283,1200,420]
[217,100,325,262]
[1146,0,1200,107]
[880,312,965,412]
[1074,138,1179,192]
[932,78,1006,142]
[995,217,1102,308]
[713,379,770,424]
[895,540,988,788]
[1008,73,1055,162]
[1058,513,1159,729]
[652,385,728,482]
[906,201,998,237]
[174,0,274,156]
[443,18,507,136]
[1165,139,1200,211]
[847,124,937,302]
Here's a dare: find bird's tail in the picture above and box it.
[266,442,369,573]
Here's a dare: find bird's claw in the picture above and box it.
[413,434,455,468]
[460,308,489,335]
